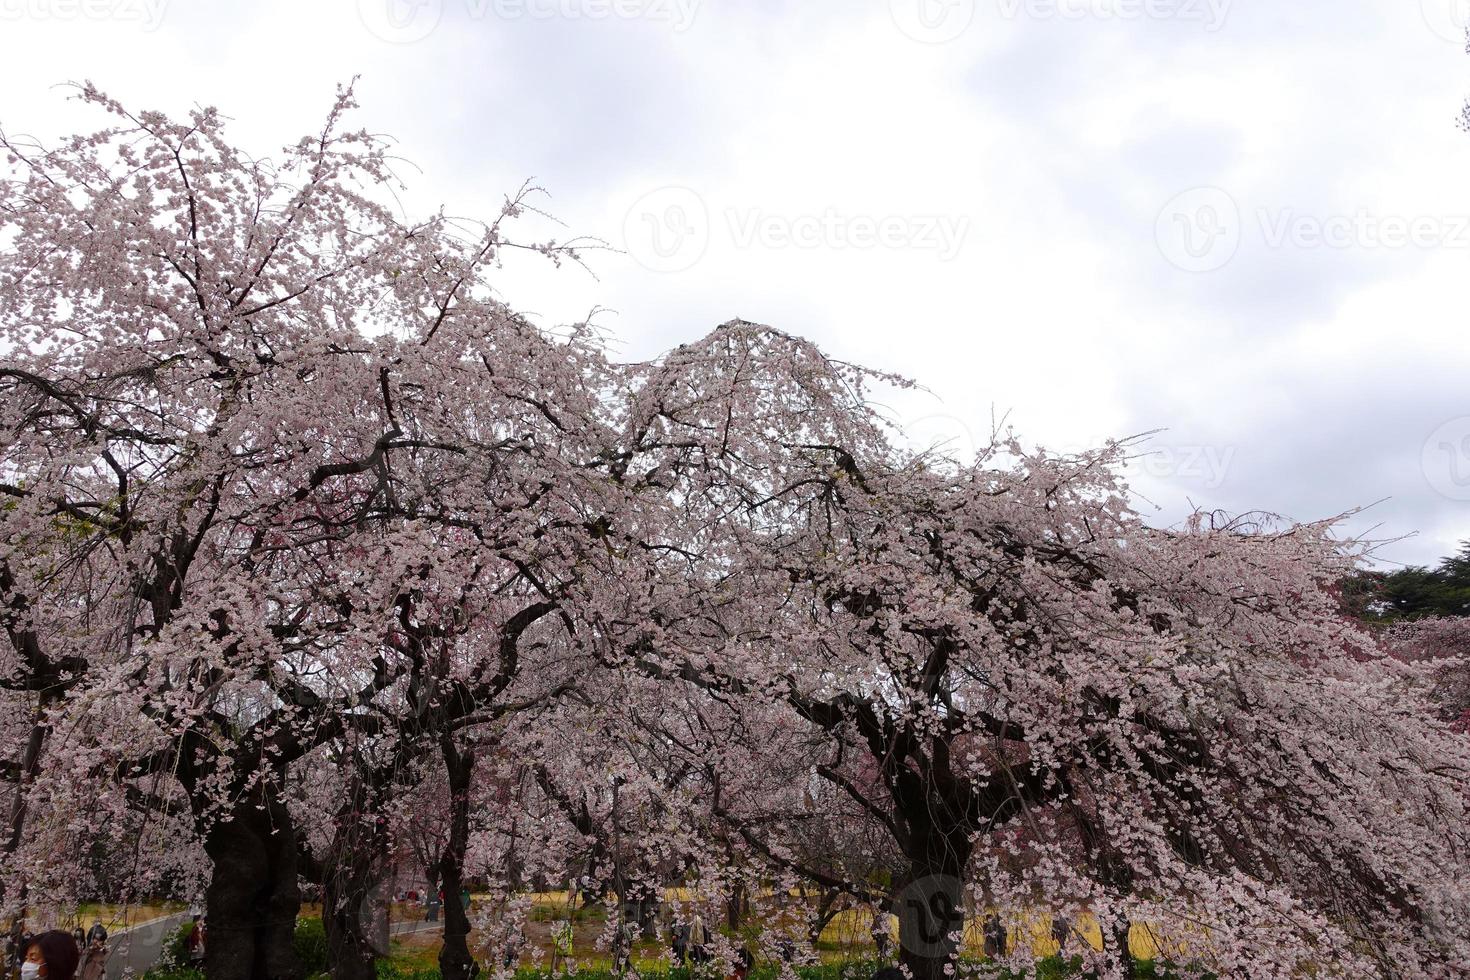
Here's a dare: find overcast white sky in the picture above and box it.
[2,0,1467,567]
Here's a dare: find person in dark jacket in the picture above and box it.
[982,913,1007,959]
[1051,915,1071,954]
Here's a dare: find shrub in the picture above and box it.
[293,916,331,976]
[377,961,445,980]
[160,921,195,969]
[150,917,328,977]
[140,968,203,980]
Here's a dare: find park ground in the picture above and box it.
[375,890,1179,975]
[27,890,1186,978]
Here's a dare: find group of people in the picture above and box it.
[392,886,472,924]
[980,912,1072,961]
[669,915,711,966]
[3,920,109,980]
[603,913,756,977]
[514,901,1077,977]
[868,908,1072,963]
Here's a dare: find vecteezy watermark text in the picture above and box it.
[727,208,970,261]
[622,188,971,272]
[995,0,1230,30]
[889,0,1229,43]
[1157,187,1470,272]
[358,0,698,43]
[0,0,166,29]
[1136,444,1236,489]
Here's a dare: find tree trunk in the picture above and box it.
[322,874,379,980]
[438,734,479,980]
[203,789,303,980]
[726,882,746,932]
[894,838,971,980]
[808,889,842,946]
[1074,808,1138,980]
[1112,920,1138,980]
[2,698,54,938]
[321,782,388,980]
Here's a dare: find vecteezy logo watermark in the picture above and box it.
[890,0,976,43]
[360,881,391,954]
[359,0,698,42]
[0,0,166,29]
[1156,187,1241,273]
[892,875,965,959]
[358,0,443,42]
[727,209,970,261]
[1135,444,1235,489]
[902,413,982,466]
[1157,187,1470,272]
[1423,417,1470,502]
[623,187,710,273]
[995,0,1230,31]
[1421,0,1470,42]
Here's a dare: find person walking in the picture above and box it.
[869,908,894,960]
[612,919,635,975]
[982,913,1007,960]
[22,931,81,980]
[6,921,24,972]
[76,937,106,980]
[1051,915,1070,955]
[185,915,206,966]
[82,924,105,950]
[688,914,710,964]
[501,921,523,971]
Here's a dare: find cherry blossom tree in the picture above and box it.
[0,83,606,980]
[1389,616,1470,730]
[590,322,1470,980]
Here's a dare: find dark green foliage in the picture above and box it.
[160,921,195,969]
[377,962,448,980]
[1344,541,1470,621]
[140,968,204,980]
[146,918,328,980]
[293,916,331,975]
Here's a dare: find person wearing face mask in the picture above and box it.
[22,931,80,980]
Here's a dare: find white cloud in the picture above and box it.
[1,0,1465,566]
